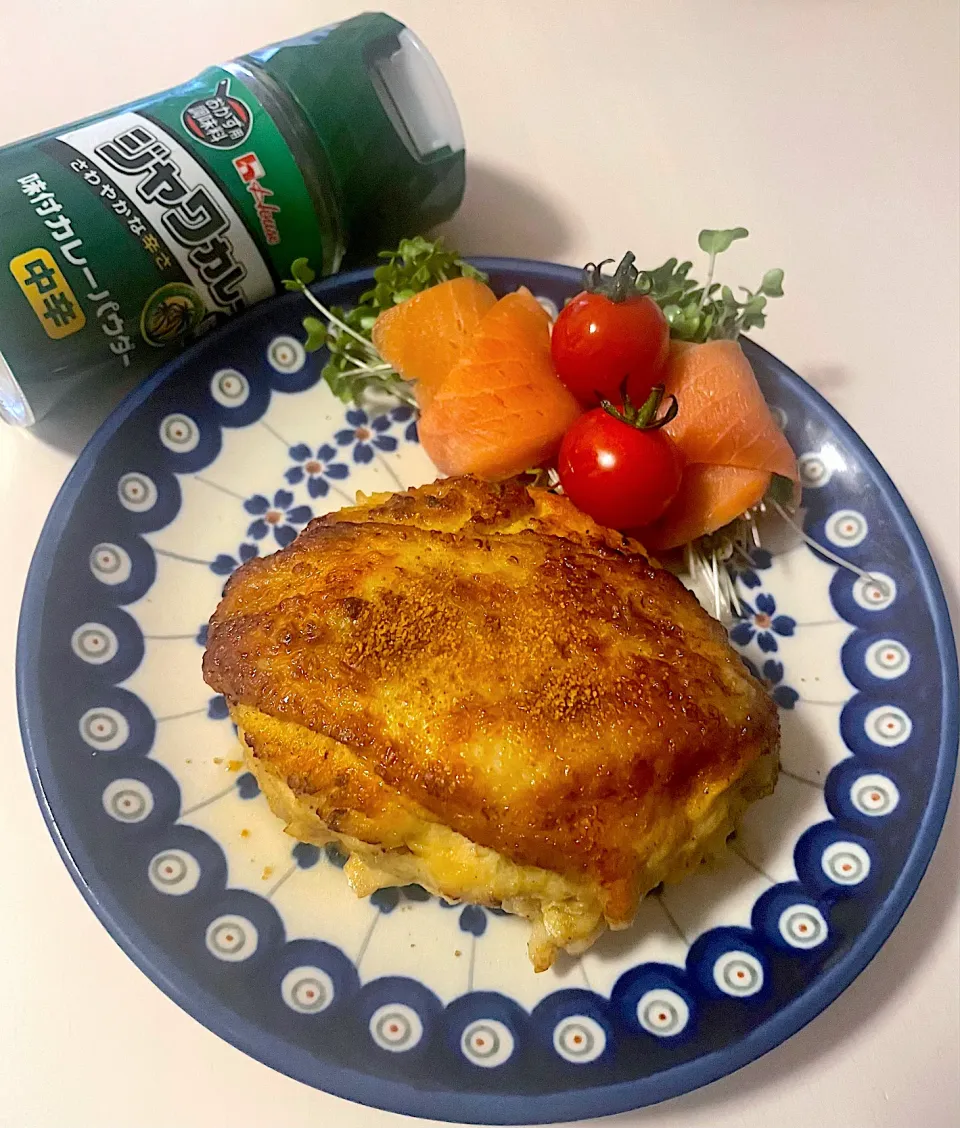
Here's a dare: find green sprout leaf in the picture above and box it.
[628,228,783,342]
[290,257,316,286]
[698,227,749,255]
[283,257,317,292]
[759,268,785,297]
[302,316,328,353]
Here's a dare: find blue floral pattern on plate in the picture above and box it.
[731,592,797,652]
[285,443,349,498]
[210,541,258,577]
[732,547,773,588]
[389,403,419,443]
[741,657,800,710]
[244,489,312,548]
[335,408,398,463]
[16,261,957,1125]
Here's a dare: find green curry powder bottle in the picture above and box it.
[0,12,466,425]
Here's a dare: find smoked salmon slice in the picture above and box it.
[639,464,771,551]
[372,276,497,407]
[418,288,582,479]
[661,339,798,481]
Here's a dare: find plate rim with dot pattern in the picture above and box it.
[15,260,959,1125]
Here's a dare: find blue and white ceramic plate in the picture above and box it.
[18,260,958,1124]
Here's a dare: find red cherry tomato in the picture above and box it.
[558,395,684,530]
[551,291,669,408]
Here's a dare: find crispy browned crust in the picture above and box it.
[203,476,780,926]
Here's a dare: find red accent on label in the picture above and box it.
[232,151,280,245]
[233,152,264,184]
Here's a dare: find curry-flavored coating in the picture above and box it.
[204,476,779,969]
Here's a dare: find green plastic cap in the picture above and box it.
[245,13,466,261]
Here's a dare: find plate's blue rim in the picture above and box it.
[16,258,959,1125]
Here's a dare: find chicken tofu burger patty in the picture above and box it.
[203,476,779,970]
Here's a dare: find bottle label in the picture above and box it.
[56,109,275,323]
[0,67,328,406]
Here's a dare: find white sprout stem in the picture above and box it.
[335,363,395,378]
[770,501,878,582]
[725,567,743,618]
[391,386,418,407]
[370,387,417,408]
[698,251,716,311]
[733,544,756,566]
[330,361,417,407]
[300,289,381,356]
[710,548,722,619]
[680,492,881,627]
[364,378,418,408]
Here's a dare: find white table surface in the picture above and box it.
[0,3,957,1126]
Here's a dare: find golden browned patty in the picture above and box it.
[203,476,779,969]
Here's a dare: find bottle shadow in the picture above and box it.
[437,159,582,262]
[800,364,850,394]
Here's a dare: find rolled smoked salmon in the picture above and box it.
[639,464,771,551]
[372,277,497,407]
[417,289,582,479]
[661,340,798,481]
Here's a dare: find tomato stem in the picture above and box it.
[600,383,678,431]
[582,252,639,303]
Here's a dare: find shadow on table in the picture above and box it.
[799,364,850,395]
[437,158,581,262]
